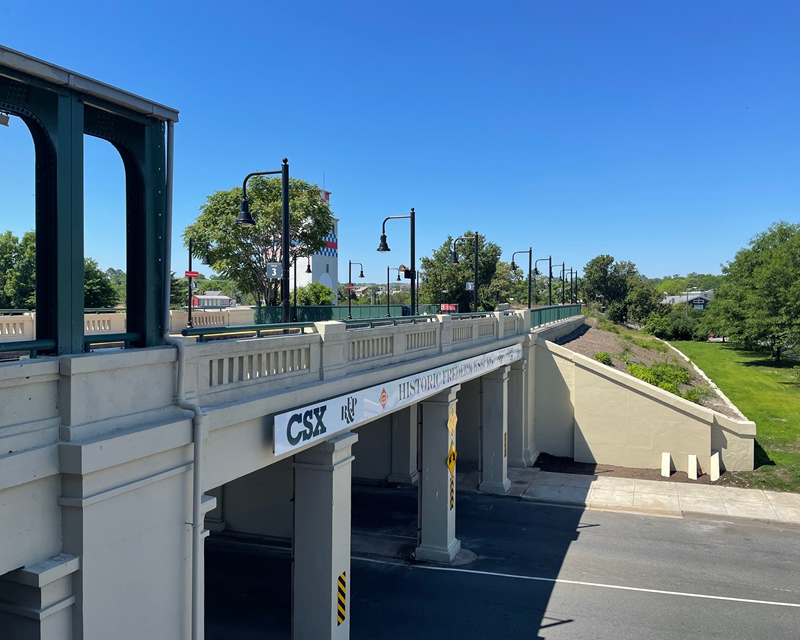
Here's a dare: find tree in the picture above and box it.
[714,221,800,363]
[419,232,502,312]
[170,273,189,309]
[625,277,663,323]
[293,281,334,306]
[184,177,334,307]
[0,230,36,309]
[106,268,126,304]
[83,258,118,308]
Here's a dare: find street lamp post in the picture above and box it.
[348,260,365,319]
[377,208,416,315]
[551,262,565,304]
[386,267,401,317]
[237,158,291,323]
[186,239,211,329]
[511,247,533,309]
[452,233,479,313]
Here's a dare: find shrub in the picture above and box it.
[626,361,691,397]
[593,352,613,366]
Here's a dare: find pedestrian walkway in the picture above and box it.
[456,467,800,526]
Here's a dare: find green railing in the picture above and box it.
[255,305,407,324]
[0,339,56,359]
[343,315,437,329]
[182,322,316,342]
[84,332,142,350]
[0,309,29,315]
[530,304,583,328]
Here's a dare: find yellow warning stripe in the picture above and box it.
[337,571,346,625]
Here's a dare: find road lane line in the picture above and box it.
[354,557,800,609]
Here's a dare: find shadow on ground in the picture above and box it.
[205,483,586,639]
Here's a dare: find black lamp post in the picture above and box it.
[377,208,416,315]
[186,239,211,329]
[452,234,479,313]
[534,257,551,306]
[511,247,533,309]
[386,267,401,317]
[237,158,291,323]
[347,260,365,319]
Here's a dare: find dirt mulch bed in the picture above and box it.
[534,453,713,484]
[554,324,741,420]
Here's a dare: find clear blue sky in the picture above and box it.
[1,0,798,283]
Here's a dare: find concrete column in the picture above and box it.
[507,359,531,468]
[416,385,461,563]
[293,432,358,640]
[480,366,511,495]
[388,406,419,485]
[0,553,79,639]
[205,485,226,532]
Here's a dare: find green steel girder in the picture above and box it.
[0,65,169,354]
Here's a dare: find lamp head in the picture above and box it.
[305,261,312,274]
[451,251,459,264]
[396,273,401,281]
[201,252,211,267]
[359,269,365,279]
[236,199,255,227]
[510,260,517,271]
[377,234,390,253]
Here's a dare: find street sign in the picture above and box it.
[466,282,475,291]
[446,442,457,475]
[267,262,283,279]
[347,284,355,290]
[441,303,457,312]
[447,405,457,437]
[185,271,199,278]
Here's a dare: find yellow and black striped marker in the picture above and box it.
[337,571,346,626]
[449,476,455,510]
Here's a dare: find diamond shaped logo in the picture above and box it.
[379,388,388,409]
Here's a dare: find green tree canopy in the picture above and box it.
[83,258,118,308]
[714,221,800,362]
[419,231,502,312]
[293,281,334,306]
[184,177,334,306]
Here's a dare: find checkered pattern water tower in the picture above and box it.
[295,189,339,303]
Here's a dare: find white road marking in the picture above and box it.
[354,557,800,609]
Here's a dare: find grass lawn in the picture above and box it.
[672,341,800,493]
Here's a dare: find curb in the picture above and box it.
[516,494,800,528]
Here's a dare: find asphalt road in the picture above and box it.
[206,485,800,639]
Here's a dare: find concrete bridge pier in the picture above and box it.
[507,357,532,468]
[292,432,358,640]
[388,406,419,485]
[415,386,461,564]
[479,366,512,495]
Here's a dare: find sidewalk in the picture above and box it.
[456,467,800,527]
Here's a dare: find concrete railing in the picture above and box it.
[180,311,536,406]
[0,308,258,343]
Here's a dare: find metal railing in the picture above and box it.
[0,339,56,359]
[530,304,582,328]
[84,332,142,350]
[0,309,29,315]
[182,322,317,342]
[342,315,437,330]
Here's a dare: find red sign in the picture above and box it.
[441,303,457,312]
[347,285,355,290]
[185,271,200,278]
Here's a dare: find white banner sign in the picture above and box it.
[274,343,522,455]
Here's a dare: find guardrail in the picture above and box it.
[342,315,438,329]
[0,309,29,315]
[182,322,317,342]
[84,332,142,350]
[0,339,56,359]
[530,304,582,328]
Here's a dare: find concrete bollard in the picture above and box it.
[661,452,671,478]
[688,454,698,480]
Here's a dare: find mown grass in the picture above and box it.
[672,341,800,493]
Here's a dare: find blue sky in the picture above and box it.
[1,0,798,283]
